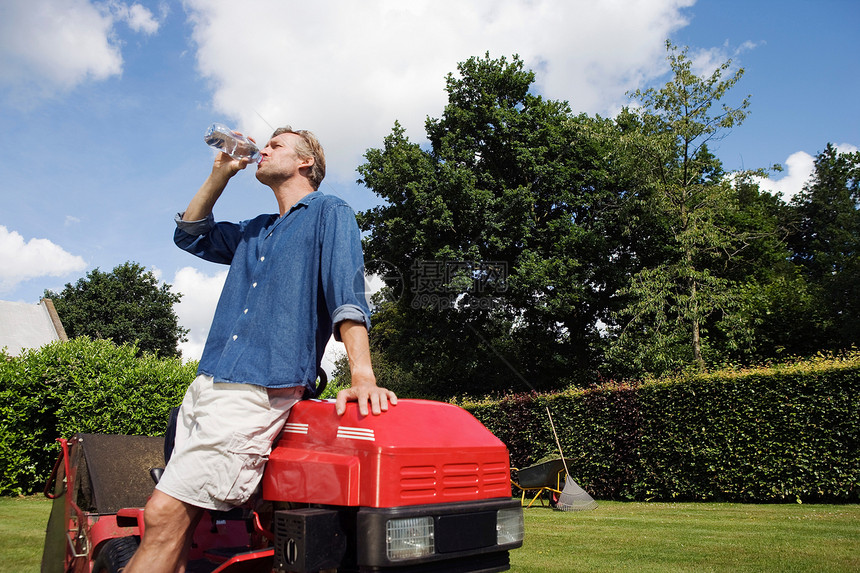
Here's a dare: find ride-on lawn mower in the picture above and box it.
[41,399,524,572]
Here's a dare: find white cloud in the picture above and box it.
[835,142,859,155]
[756,151,816,201]
[0,226,87,294]
[756,142,858,201]
[172,266,228,361]
[684,39,762,80]
[108,1,161,35]
[320,337,345,382]
[689,44,732,77]
[0,0,159,99]
[183,0,694,183]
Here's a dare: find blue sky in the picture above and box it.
[1,0,857,360]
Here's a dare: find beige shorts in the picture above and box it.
[155,374,304,511]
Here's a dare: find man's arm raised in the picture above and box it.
[183,152,249,221]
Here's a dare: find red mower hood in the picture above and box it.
[262,399,512,508]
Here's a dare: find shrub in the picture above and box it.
[463,353,860,503]
[0,338,196,495]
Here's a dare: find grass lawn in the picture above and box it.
[5,496,858,572]
[0,496,53,573]
[513,501,860,572]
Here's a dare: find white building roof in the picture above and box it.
[0,299,68,356]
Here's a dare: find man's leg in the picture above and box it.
[177,510,205,573]
[127,379,303,571]
[125,489,203,573]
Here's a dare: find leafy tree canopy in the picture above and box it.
[789,144,860,347]
[358,53,636,396]
[357,46,852,394]
[45,261,187,358]
[606,42,783,375]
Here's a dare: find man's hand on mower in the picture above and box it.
[336,383,397,417]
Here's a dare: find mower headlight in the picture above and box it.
[496,507,524,545]
[386,516,435,560]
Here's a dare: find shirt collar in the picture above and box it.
[291,190,322,211]
[276,191,322,223]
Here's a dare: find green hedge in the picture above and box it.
[4,338,857,503]
[0,338,196,495]
[462,354,860,503]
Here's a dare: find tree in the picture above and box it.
[358,47,839,389]
[45,262,188,358]
[358,54,633,396]
[789,143,860,348]
[708,172,811,362]
[607,42,758,374]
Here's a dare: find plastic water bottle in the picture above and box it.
[204,123,261,163]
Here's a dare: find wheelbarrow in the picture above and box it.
[510,458,570,508]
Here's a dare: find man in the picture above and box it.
[125,126,396,573]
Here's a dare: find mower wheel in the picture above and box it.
[92,536,140,573]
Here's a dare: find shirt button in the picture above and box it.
[244,309,249,314]
[260,256,265,261]
[232,335,238,340]
[252,282,258,288]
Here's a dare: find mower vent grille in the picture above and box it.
[398,460,510,501]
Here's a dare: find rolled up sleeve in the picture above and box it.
[174,212,216,235]
[332,303,369,341]
[174,212,247,265]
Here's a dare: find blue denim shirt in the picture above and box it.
[174,191,370,393]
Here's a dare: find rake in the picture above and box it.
[545,406,597,511]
